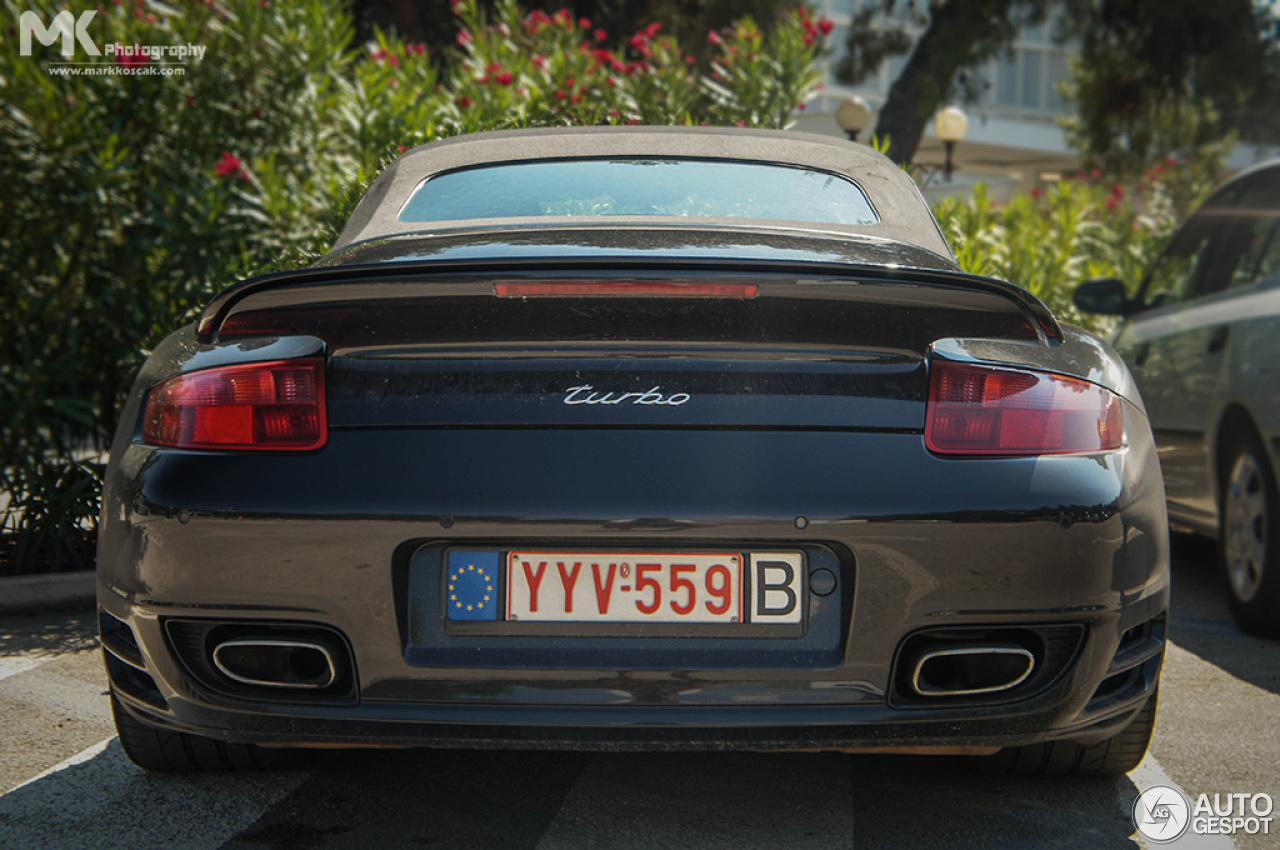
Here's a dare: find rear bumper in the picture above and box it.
[108,677,1158,752]
[98,423,1169,752]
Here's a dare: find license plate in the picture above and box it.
[505,551,803,625]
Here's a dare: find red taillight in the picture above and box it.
[494,281,758,298]
[142,359,326,451]
[925,361,1123,456]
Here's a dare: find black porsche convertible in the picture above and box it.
[97,126,1168,776]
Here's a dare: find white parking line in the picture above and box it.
[6,735,114,793]
[0,736,310,850]
[0,656,51,683]
[1130,754,1237,850]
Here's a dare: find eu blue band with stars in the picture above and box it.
[446,551,499,620]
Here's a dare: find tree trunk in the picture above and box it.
[875,0,1004,165]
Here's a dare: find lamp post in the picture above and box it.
[835,95,873,142]
[934,106,969,181]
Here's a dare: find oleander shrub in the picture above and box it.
[1,0,358,573]
[0,0,832,573]
[932,159,1218,333]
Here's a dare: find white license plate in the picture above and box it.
[505,551,803,625]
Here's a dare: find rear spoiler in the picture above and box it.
[197,257,1062,345]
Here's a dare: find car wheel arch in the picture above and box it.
[1213,405,1274,502]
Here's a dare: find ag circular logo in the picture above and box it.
[1133,785,1192,843]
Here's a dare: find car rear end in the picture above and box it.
[97,229,1169,765]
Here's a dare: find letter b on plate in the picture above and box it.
[752,554,803,624]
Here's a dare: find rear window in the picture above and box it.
[398,158,879,226]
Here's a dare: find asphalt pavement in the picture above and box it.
[0,535,1276,849]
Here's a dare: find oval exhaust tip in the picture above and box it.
[911,645,1035,697]
[212,639,336,690]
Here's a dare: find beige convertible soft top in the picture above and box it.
[332,125,954,261]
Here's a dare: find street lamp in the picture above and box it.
[934,106,969,181]
[835,95,873,142]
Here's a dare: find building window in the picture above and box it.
[1020,50,1044,110]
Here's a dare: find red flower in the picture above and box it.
[707,30,722,45]
[594,29,607,43]
[817,18,834,36]
[578,17,591,29]
[1105,196,1119,211]
[494,71,513,85]
[214,152,244,180]
[1030,187,1042,198]
[629,32,652,58]
[531,54,548,69]
[455,95,472,108]
[684,54,695,65]
[563,77,575,87]
[396,145,407,153]
[455,29,472,47]
[116,50,149,68]
[735,120,745,127]
[644,22,661,38]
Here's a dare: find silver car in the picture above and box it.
[1076,159,1280,636]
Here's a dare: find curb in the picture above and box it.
[0,571,96,614]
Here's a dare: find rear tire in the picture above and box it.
[112,694,310,772]
[1219,435,1280,637]
[972,688,1158,777]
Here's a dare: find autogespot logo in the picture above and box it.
[1133,785,1192,843]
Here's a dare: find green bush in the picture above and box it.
[932,161,1217,334]
[2,0,358,573]
[0,0,832,574]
